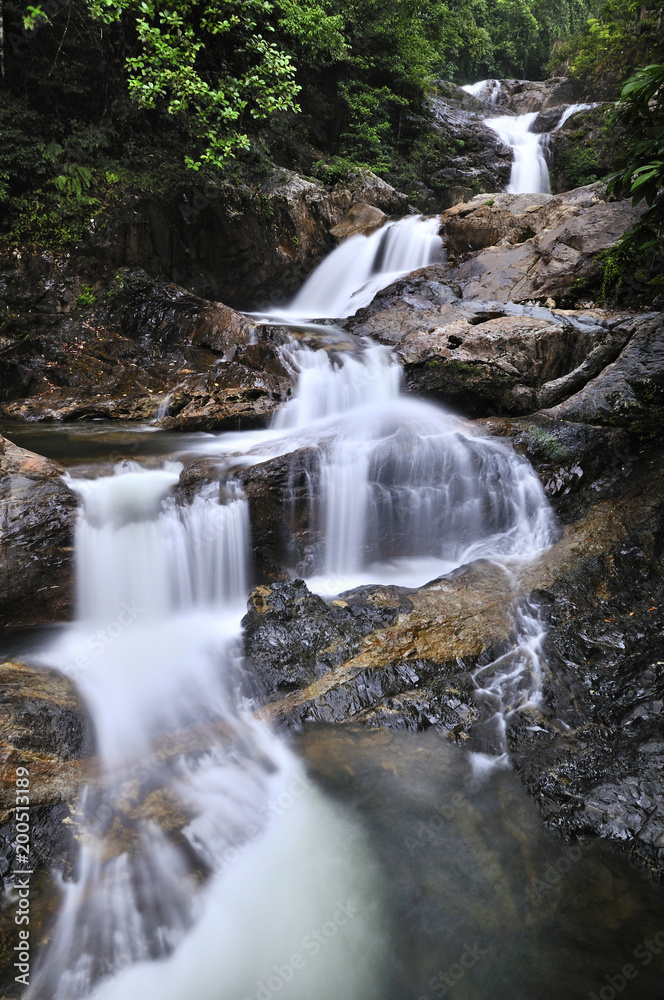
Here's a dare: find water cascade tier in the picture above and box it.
[31,465,388,1000]
[28,211,565,999]
[266,215,443,320]
[268,345,556,594]
[464,79,600,195]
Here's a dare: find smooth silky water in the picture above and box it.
[2,215,664,999]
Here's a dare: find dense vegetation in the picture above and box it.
[551,0,664,92]
[0,0,661,256]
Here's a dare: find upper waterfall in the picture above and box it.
[483,112,551,195]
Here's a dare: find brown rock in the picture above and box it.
[330,203,388,240]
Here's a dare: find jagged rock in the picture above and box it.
[0,436,77,625]
[494,77,585,114]
[541,312,664,434]
[346,259,641,418]
[0,660,92,878]
[549,104,630,195]
[242,579,413,700]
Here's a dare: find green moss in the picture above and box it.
[524,426,571,463]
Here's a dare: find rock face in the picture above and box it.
[394,82,513,211]
[82,168,409,310]
[490,77,586,114]
[549,104,629,194]
[0,435,77,625]
[0,268,291,428]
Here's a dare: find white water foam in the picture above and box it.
[31,462,388,1000]
[462,79,502,104]
[483,111,551,194]
[267,215,442,320]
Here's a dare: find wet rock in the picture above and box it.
[419,90,513,208]
[506,454,664,878]
[476,415,631,522]
[237,448,321,582]
[0,269,291,429]
[494,78,585,115]
[530,107,566,134]
[347,271,637,418]
[242,579,412,700]
[542,312,664,434]
[0,660,92,879]
[549,104,629,194]
[0,436,77,625]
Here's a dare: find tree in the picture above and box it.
[86,0,302,168]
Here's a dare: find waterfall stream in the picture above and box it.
[28,209,564,998]
[464,79,598,195]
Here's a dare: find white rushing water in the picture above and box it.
[483,111,551,194]
[267,215,442,320]
[462,78,502,104]
[32,463,388,1000]
[32,203,560,997]
[466,79,599,194]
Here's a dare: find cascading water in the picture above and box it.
[465,79,600,195]
[483,111,551,194]
[262,345,556,594]
[462,78,502,104]
[31,464,388,1000]
[267,215,443,320]
[30,197,563,997]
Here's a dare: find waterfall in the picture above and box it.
[483,112,551,194]
[271,346,556,594]
[30,183,564,997]
[270,215,442,320]
[462,79,502,104]
[32,463,387,1000]
[553,102,599,131]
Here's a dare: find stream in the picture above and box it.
[2,171,664,1000]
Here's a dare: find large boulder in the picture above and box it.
[0,436,77,625]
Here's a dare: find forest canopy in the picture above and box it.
[0,0,662,244]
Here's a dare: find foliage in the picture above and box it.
[606,64,664,275]
[86,0,302,168]
[77,284,96,307]
[551,0,664,90]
